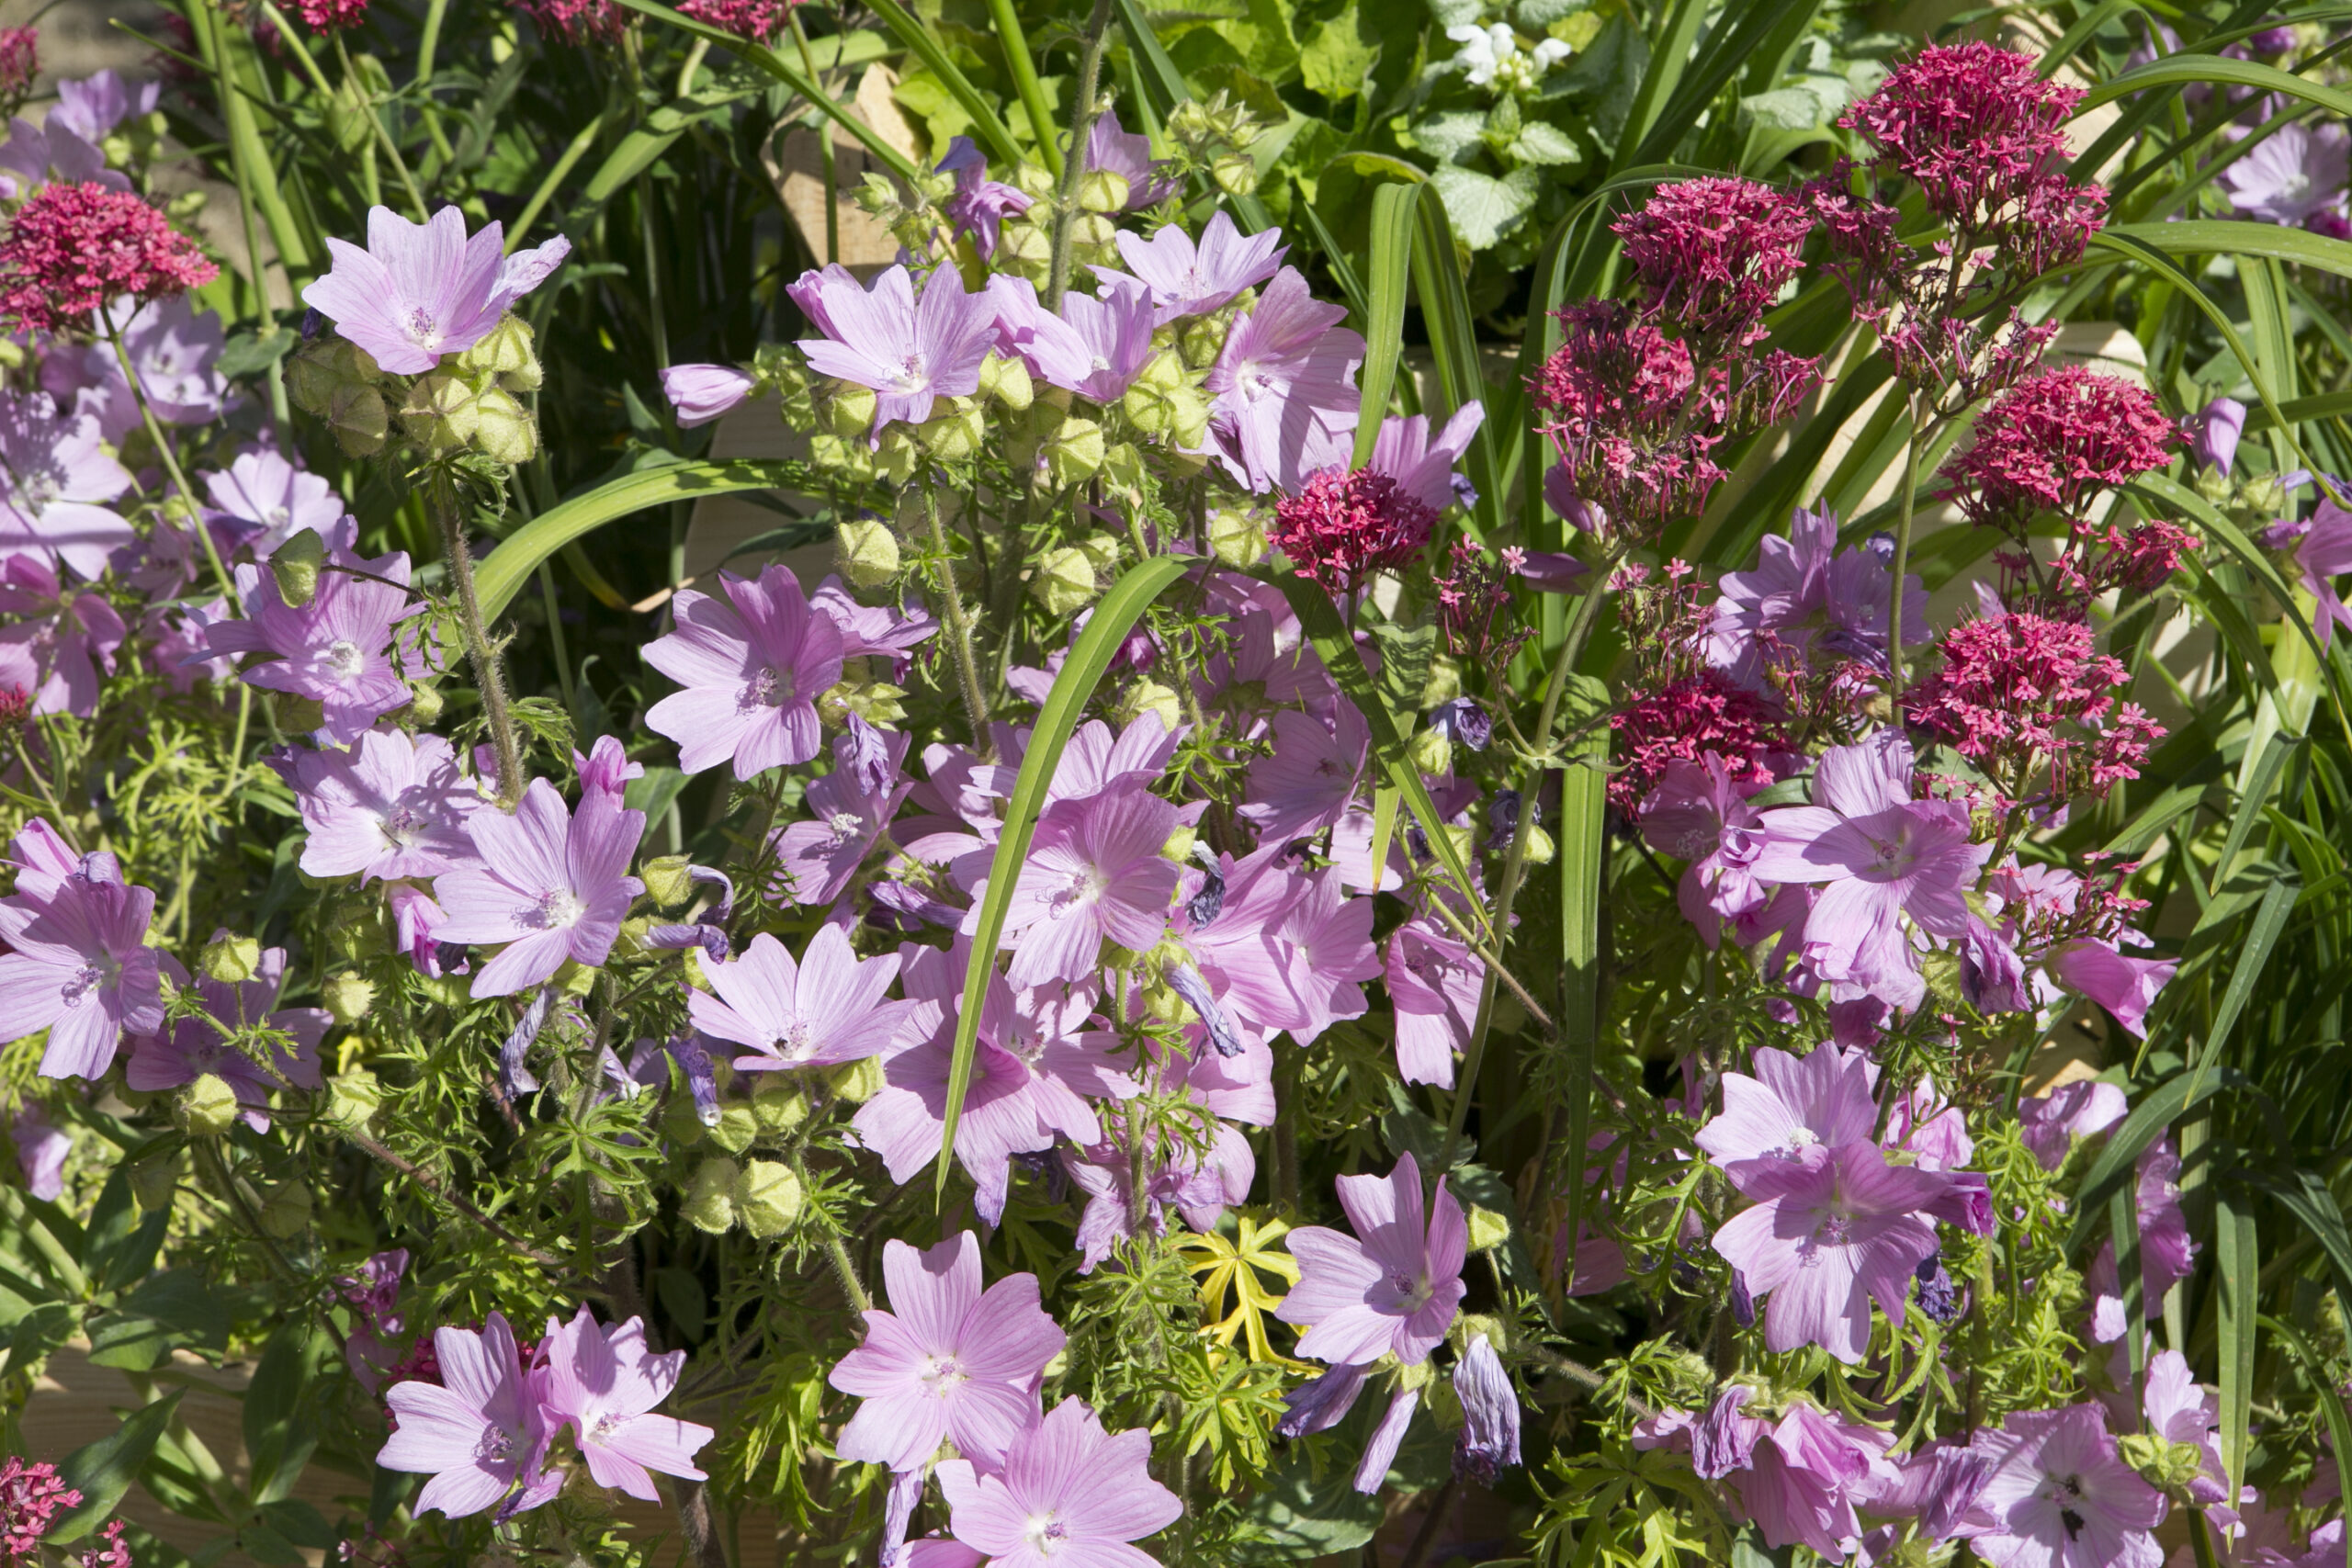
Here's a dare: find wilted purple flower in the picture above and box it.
[1277,1361,1368,1438]
[1639,753,1769,944]
[1354,1386,1420,1495]
[936,136,1033,260]
[125,940,326,1130]
[1452,1334,1521,1483]
[203,447,344,558]
[2188,396,2246,475]
[1278,1152,1467,1367]
[0,862,165,1080]
[1427,697,1490,751]
[379,1312,560,1519]
[431,779,646,997]
[660,363,758,428]
[2043,938,2177,1039]
[288,728,480,883]
[384,882,452,978]
[1914,1252,1961,1323]
[790,262,995,434]
[1103,209,1285,324]
[196,516,420,744]
[991,782,1180,987]
[496,984,557,1096]
[301,205,571,374]
[1385,917,1483,1089]
[2018,1078,2128,1171]
[1081,108,1178,209]
[0,390,131,581]
[692,926,913,1073]
[933,1399,1182,1563]
[829,1231,1064,1473]
[1204,267,1363,493]
[537,1308,714,1501]
[1951,1403,2165,1568]
[1737,1404,1900,1562]
[0,552,124,717]
[644,563,846,779]
[1690,1384,1769,1479]
[1709,1143,1950,1364]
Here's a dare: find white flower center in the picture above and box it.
[324,639,367,681]
[380,804,423,849]
[742,666,792,712]
[1025,1514,1069,1555]
[827,809,865,841]
[537,889,586,929]
[1049,866,1108,916]
[919,1354,967,1394]
[892,353,930,393]
[404,306,440,347]
[62,961,111,1006]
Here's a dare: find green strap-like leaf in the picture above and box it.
[1351,183,1422,468]
[2068,1069,2240,1255]
[1553,674,1609,1290]
[2214,1190,2257,1498]
[934,556,1191,1199]
[2105,220,2352,284]
[49,1390,185,1543]
[474,459,820,622]
[1411,197,1504,543]
[2081,55,2352,120]
[610,0,922,185]
[1270,577,1487,934]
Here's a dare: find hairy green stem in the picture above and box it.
[1888,389,1923,697]
[986,0,1060,178]
[430,470,526,807]
[1042,0,1116,310]
[923,479,992,744]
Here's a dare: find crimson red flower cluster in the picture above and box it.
[1610,671,1784,812]
[1902,611,2161,801]
[1531,300,1724,538]
[0,27,38,110]
[291,0,370,30]
[1433,540,1530,666]
[1612,176,1815,348]
[1269,468,1439,595]
[678,0,799,39]
[0,183,219,335]
[1841,43,2095,229]
[1942,366,2183,526]
[518,0,623,43]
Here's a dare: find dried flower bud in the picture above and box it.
[399,371,481,456]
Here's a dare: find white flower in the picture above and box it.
[1446,20,1573,95]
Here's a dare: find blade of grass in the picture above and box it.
[2068,1069,2239,1255]
[986,0,1061,177]
[1551,675,1609,1289]
[2213,1188,2256,1498]
[935,557,1190,1199]
[1411,196,1503,542]
[2080,54,2352,120]
[1351,182,1421,468]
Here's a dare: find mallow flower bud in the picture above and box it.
[684,1157,740,1234]
[198,932,263,985]
[175,1074,242,1135]
[828,382,879,440]
[399,372,481,456]
[978,351,1034,412]
[458,314,542,390]
[1406,728,1453,778]
[259,1180,312,1239]
[130,1150,180,1213]
[269,528,326,609]
[639,854,695,909]
[835,517,901,590]
[1041,417,1106,487]
[1465,1207,1510,1253]
[323,1068,382,1133]
[324,382,390,457]
[322,972,374,1025]
[1031,546,1099,616]
[829,1056,886,1103]
[1209,507,1267,567]
[733,1159,804,1238]
[470,383,537,466]
[1212,154,1259,196]
[662,363,760,428]
[1077,169,1130,213]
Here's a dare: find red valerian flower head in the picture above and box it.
[1613,177,1815,346]
[0,28,38,113]
[1841,43,2084,221]
[291,0,370,29]
[515,0,623,43]
[0,184,219,335]
[1271,467,1439,596]
[676,0,797,38]
[1941,366,2183,528]
[1610,669,1785,812]
[1902,611,2162,802]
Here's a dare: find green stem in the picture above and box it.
[986,0,1060,179]
[332,31,429,220]
[1888,389,1923,697]
[102,316,238,604]
[414,0,455,163]
[1041,0,1115,310]
[430,469,526,807]
[510,113,607,251]
[923,479,991,744]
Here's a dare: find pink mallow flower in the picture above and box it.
[1752,730,1992,1010]
[644,563,846,780]
[300,205,571,376]
[2018,1079,2127,1171]
[0,552,125,717]
[1953,1403,2165,1568]
[990,782,1180,988]
[0,858,164,1080]
[202,446,343,558]
[125,940,325,1131]
[379,1312,561,1519]
[1735,1401,1899,1563]
[537,1307,714,1502]
[0,389,132,581]
[430,779,646,997]
[789,262,996,434]
[1640,752,1769,943]
[935,1398,1182,1568]
[2042,939,2176,1039]
[690,926,914,1073]
[1278,1152,1467,1367]
[775,725,912,908]
[1204,266,1363,494]
[1385,917,1483,1089]
[1693,1043,1879,1167]
[660,364,758,428]
[196,516,419,744]
[1709,1142,1951,1365]
[1102,209,1285,324]
[288,728,480,883]
[828,1231,1065,1473]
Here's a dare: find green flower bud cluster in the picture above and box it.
[287,315,545,466]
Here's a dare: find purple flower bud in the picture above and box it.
[2249,26,2296,52]
[1826,997,1888,1048]
[1914,1251,1961,1324]
[1917,1442,1995,1539]
[1278,1361,1369,1438]
[1353,1386,1420,1494]
[1959,916,2030,1015]
[841,713,895,796]
[1730,1267,1756,1326]
[1428,698,1491,751]
[661,364,760,428]
[878,1464,925,1568]
[1165,960,1243,1058]
[2189,396,2247,475]
[1690,1383,1766,1479]
[644,923,732,962]
[2260,515,2312,550]
[1186,860,1227,929]
[669,1033,721,1126]
[498,985,556,1096]
[1451,1335,1521,1483]
[1544,463,1604,535]
[1516,549,1589,592]
[687,864,735,923]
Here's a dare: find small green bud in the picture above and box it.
[322,1067,382,1134]
[324,382,390,457]
[471,382,537,466]
[1030,546,1099,616]
[458,314,542,390]
[1076,169,1130,213]
[1162,824,1197,863]
[1123,680,1182,736]
[1012,163,1057,200]
[1465,1209,1510,1254]
[1407,728,1453,778]
[2117,1433,2210,1493]
[1076,533,1122,575]
[198,932,264,985]
[130,1150,179,1213]
[829,1055,886,1104]
[828,382,879,441]
[1212,154,1260,197]
[875,425,922,484]
[978,352,1034,412]
[399,372,481,456]
[269,528,327,609]
[406,682,445,725]
[1042,417,1106,488]
[708,1101,758,1155]
[322,972,375,1025]
[752,1081,810,1135]
[1178,313,1228,369]
[733,1159,804,1238]
[1208,507,1268,568]
[1521,826,1555,865]
[684,1157,740,1234]
[641,854,695,909]
[258,1180,312,1239]
[1101,443,1148,494]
